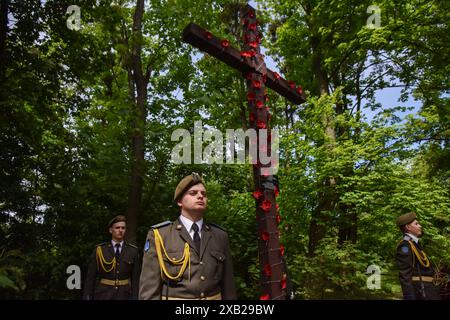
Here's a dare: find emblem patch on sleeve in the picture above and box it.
[144,239,150,252]
[401,246,409,254]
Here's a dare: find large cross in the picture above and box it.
[182,5,305,300]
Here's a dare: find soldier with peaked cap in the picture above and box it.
[396,211,440,300]
[139,173,237,300]
[83,215,140,300]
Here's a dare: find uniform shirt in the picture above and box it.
[111,240,124,254]
[179,215,203,240]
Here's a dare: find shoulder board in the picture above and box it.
[208,222,226,232]
[95,242,108,247]
[151,221,172,229]
[125,242,137,249]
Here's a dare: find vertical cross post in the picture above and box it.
[182,4,305,300]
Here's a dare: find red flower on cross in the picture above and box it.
[221,39,230,48]
[260,293,270,300]
[260,199,272,211]
[252,190,263,200]
[261,231,269,241]
[256,100,264,109]
[263,264,272,277]
[257,120,266,129]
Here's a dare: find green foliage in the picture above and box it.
[1,0,448,299]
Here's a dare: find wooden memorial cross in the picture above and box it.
[182,4,305,300]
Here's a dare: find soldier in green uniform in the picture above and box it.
[83,215,140,300]
[396,211,440,300]
[139,173,237,300]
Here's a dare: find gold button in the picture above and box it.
[200,292,205,297]
[172,257,176,261]
[199,261,203,265]
[200,276,205,281]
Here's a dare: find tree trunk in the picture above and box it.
[307,34,338,256]
[0,0,9,78]
[125,0,148,245]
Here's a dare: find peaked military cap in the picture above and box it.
[174,172,205,201]
[108,215,126,228]
[396,211,417,227]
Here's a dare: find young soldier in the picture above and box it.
[83,215,140,300]
[139,173,237,300]
[396,211,440,300]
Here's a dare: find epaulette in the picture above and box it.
[95,242,108,247]
[125,242,137,249]
[151,220,172,229]
[207,222,226,232]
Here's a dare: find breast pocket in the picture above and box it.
[210,251,226,280]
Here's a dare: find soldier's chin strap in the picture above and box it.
[153,229,191,281]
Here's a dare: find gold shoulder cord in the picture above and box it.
[153,229,191,281]
[96,246,116,272]
[408,240,430,268]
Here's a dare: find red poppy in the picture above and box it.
[256,100,264,108]
[274,185,279,197]
[281,277,287,290]
[280,244,285,256]
[261,199,272,212]
[249,112,255,122]
[221,39,230,48]
[296,86,304,95]
[240,50,256,58]
[249,23,257,31]
[205,31,213,40]
[288,80,296,89]
[257,120,266,129]
[263,264,272,277]
[276,214,281,224]
[274,72,281,80]
[247,92,256,101]
[253,80,261,88]
[248,11,255,18]
[260,293,270,300]
[252,190,263,200]
[261,231,269,241]
[249,41,258,48]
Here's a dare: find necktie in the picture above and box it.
[192,223,201,253]
[115,243,121,260]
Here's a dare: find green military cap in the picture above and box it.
[396,211,417,227]
[174,172,205,201]
[108,215,126,228]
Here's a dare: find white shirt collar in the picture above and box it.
[111,240,124,247]
[179,214,203,238]
[405,233,419,243]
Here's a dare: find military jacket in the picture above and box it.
[83,242,140,300]
[139,218,237,300]
[396,234,440,300]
